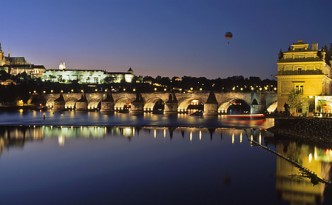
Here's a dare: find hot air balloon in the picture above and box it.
[225,32,233,45]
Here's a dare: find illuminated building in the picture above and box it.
[276,40,332,114]
[42,64,135,84]
[0,43,46,78]
[0,42,135,84]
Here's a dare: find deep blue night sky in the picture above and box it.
[1,0,332,79]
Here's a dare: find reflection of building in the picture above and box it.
[276,142,331,204]
[276,40,332,114]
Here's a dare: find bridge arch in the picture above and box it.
[88,98,101,110]
[65,97,77,109]
[114,97,132,111]
[178,97,205,113]
[218,98,250,114]
[144,97,165,112]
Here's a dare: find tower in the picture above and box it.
[276,40,332,114]
[0,43,5,66]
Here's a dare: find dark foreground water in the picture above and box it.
[0,111,331,205]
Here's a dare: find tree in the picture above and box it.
[287,89,308,115]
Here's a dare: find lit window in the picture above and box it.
[297,68,302,74]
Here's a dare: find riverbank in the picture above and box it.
[268,117,332,148]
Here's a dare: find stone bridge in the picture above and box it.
[41,91,277,115]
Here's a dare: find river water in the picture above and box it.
[0,111,331,205]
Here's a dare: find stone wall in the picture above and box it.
[268,117,332,147]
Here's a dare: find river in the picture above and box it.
[0,110,330,205]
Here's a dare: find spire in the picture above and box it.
[8,48,10,57]
[0,42,2,51]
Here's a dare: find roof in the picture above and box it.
[206,91,218,104]
[5,57,27,64]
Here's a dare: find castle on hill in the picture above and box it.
[0,42,135,84]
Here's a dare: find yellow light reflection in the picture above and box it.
[58,135,65,146]
[308,153,312,163]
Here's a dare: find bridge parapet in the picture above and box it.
[41,91,277,114]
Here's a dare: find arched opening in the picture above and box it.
[227,99,250,114]
[152,99,164,114]
[114,98,132,112]
[219,99,250,114]
[144,98,165,113]
[88,101,101,111]
[65,98,77,110]
[187,99,204,114]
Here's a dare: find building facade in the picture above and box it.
[41,68,134,84]
[0,42,135,84]
[276,40,332,114]
[0,43,46,78]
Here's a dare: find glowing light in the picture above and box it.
[309,153,313,163]
[190,131,193,141]
[58,135,65,146]
[232,133,234,144]
[199,131,202,141]
[240,132,243,143]
[154,129,156,139]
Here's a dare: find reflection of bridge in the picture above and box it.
[42,91,277,115]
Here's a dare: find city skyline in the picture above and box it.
[1,0,332,79]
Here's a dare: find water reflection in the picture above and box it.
[0,126,255,148]
[0,126,331,204]
[274,142,331,204]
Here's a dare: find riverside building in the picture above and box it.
[276,40,332,115]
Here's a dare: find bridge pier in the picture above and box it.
[76,94,88,111]
[203,92,218,116]
[164,93,178,113]
[100,93,114,112]
[131,93,144,113]
[250,92,267,114]
[53,94,65,111]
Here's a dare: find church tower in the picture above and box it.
[0,43,5,66]
[276,40,332,114]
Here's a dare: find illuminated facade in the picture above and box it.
[0,42,135,84]
[277,40,332,113]
[42,66,135,84]
[0,43,46,78]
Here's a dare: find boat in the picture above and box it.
[224,113,265,119]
